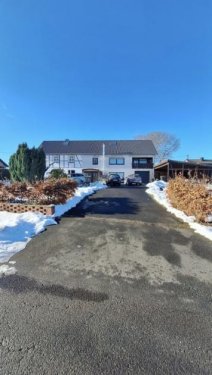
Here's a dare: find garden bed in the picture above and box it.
[0,178,76,215]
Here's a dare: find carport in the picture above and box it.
[154,159,212,181]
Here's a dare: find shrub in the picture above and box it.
[0,182,30,202]
[32,178,76,204]
[49,168,67,179]
[0,178,76,205]
[167,176,212,223]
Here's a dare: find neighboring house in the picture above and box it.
[0,158,8,169]
[154,158,212,181]
[41,140,157,183]
[186,157,212,165]
[0,158,9,180]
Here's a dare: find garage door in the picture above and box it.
[135,171,150,184]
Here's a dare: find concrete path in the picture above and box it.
[0,186,211,374]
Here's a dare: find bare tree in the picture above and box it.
[136,131,180,164]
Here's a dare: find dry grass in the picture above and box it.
[0,179,77,205]
[167,176,212,223]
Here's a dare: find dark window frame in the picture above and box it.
[132,157,153,169]
[53,155,60,163]
[92,157,98,165]
[109,157,125,165]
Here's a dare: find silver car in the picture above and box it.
[69,173,87,186]
[126,174,142,186]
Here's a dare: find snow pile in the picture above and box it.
[54,182,106,217]
[0,182,107,264]
[0,211,56,262]
[146,181,212,241]
[206,215,212,223]
[0,264,17,276]
[146,180,168,206]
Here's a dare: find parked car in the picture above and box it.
[106,173,121,187]
[126,174,142,186]
[69,173,87,186]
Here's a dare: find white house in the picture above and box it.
[41,140,157,183]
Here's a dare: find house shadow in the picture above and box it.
[121,185,147,190]
[63,196,139,218]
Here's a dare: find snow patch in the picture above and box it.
[0,211,56,262]
[0,264,16,277]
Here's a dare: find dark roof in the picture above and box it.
[41,140,157,156]
[186,158,212,165]
[154,159,212,169]
[0,158,8,168]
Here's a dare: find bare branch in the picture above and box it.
[135,131,180,163]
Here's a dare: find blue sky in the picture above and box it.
[0,0,212,163]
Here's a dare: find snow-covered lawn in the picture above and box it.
[0,182,106,268]
[146,181,212,241]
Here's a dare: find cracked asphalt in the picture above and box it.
[0,186,212,374]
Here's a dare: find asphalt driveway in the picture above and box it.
[0,186,212,374]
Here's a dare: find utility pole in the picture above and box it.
[102,143,105,175]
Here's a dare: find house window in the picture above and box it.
[53,155,59,163]
[109,157,125,165]
[109,158,116,165]
[69,156,75,163]
[92,157,98,165]
[132,158,146,167]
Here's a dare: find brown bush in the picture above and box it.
[31,178,77,204]
[0,182,30,202]
[0,178,77,205]
[167,176,212,223]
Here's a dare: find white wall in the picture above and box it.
[45,153,154,181]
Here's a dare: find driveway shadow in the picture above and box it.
[63,197,139,218]
[0,275,109,302]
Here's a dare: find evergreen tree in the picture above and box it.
[9,143,46,182]
[9,143,30,181]
[35,148,46,181]
[29,147,46,182]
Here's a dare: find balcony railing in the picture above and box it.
[132,162,153,169]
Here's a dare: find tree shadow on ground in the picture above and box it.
[0,274,109,302]
[141,226,191,267]
[191,241,212,262]
[63,197,139,218]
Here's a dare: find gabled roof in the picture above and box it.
[0,158,8,168]
[41,140,157,156]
